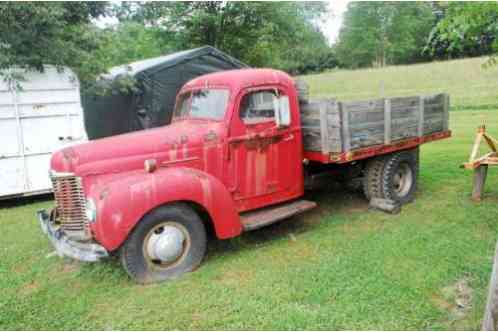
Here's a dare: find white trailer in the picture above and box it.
[0,66,87,199]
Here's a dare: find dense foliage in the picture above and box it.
[1,1,497,83]
[426,2,498,65]
[336,2,435,68]
[0,1,335,86]
[0,2,108,82]
[335,1,498,69]
[112,2,335,74]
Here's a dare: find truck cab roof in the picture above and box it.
[180,68,295,95]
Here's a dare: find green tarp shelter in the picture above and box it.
[82,46,248,139]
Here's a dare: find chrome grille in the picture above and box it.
[50,172,90,240]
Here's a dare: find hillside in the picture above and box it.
[302,57,498,110]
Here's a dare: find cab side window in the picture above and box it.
[240,90,277,125]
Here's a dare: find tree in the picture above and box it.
[426,2,498,63]
[0,2,109,83]
[0,1,335,87]
[116,1,334,74]
[95,21,175,70]
[335,2,435,68]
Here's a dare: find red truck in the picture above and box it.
[38,69,451,283]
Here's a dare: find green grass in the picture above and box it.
[302,56,498,110]
[2,57,498,330]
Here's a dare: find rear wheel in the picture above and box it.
[381,149,418,204]
[363,148,419,204]
[363,156,387,201]
[120,204,207,284]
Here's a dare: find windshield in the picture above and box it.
[173,89,229,120]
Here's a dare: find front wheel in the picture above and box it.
[120,204,207,284]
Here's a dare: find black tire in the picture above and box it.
[363,156,387,201]
[381,149,419,204]
[120,203,207,284]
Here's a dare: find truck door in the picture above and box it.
[226,87,303,212]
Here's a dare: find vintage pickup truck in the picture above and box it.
[37,68,450,283]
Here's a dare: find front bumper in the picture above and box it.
[37,209,108,262]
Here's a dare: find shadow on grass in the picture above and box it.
[207,183,369,261]
[0,193,53,209]
[452,104,498,112]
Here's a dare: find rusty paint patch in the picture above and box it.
[99,187,110,200]
[243,136,282,151]
[161,157,199,167]
[204,131,218,142]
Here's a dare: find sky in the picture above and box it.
[320,0,350,44]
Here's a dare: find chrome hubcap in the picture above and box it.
[145,223,188,266]
[393,163,413,197]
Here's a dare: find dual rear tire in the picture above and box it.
[363,148,419,204]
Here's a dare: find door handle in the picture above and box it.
[228,133,258,143]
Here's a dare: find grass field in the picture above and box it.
[1,57,498,330]
[302,56,498,110]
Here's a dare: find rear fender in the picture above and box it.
[89,167,242,251]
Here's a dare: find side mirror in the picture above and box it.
[275,95,291,128]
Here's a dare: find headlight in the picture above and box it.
[85,198,97,223]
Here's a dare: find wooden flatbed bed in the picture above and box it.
[300,93,451,164]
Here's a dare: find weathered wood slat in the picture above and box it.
[443,94,450,131]
[384,99,392,145]
[391,106,419,119]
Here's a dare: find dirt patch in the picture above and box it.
[444,278,473,316]
[431,294,454,311]
[59,260,80,274]
[287,239,317,260]
[216,268,255,288]
[19,280,39,297]
[432,277,473,319]
[340,218,383,240]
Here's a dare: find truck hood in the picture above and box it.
[51,119,225,176]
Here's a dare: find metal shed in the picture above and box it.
[82,46,248,140]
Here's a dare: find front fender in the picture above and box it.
[89,167,242,251]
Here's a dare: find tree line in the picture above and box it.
[0,1,496,87]
[335,1,498,69]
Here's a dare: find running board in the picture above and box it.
[240,200,317,231]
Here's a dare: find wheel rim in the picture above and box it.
[143,221,191,269]
[393,163,413,197]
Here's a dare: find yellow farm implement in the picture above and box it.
[462,125,498,201]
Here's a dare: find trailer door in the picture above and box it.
[0,67,87,198]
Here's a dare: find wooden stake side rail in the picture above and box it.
[304,130,451,164]
[301,93,450,162]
